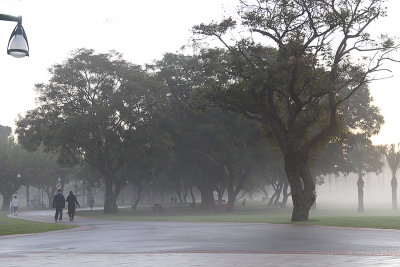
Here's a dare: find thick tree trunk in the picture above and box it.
[104,176,121,213]
[391,175,397,210]
[1,192,12,211]
[226,186,236,211]
[357,173,364,212]
[226,176,239,211]
[199,188,215,209]
[284,153,315,221]
[175,181,183,204]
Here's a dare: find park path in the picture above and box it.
[1,209,400,266]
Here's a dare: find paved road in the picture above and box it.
[1,209,400,266]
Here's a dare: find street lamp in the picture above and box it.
[0,14,29,58]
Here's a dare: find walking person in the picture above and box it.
[10,196,18,216]
[53,189,65,222]
[66,191,80,222]
[88,195,95,211]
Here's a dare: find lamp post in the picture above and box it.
[0,14,29,57]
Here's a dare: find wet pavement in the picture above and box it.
[1,209,400,266]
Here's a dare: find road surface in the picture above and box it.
[1,209,400,266]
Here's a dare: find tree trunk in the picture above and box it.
[1,192,12,211]
[226,185,236,211]
[183,185,188,204]
[260,186,269,201]
[281,180,290,208]
[104,175,121,213]
[217,190,224,202]
[357,173,364,212]
[225,167,247,211]
[26,185,30,207]
[284,153,315,221]
[44,186,57,209]
[273,183,283,206]
[175,181,183,204]
[215,182,225,202]
[47,192,53,209]
[268,182,282,205]
[311,175,317,210]
[189,186,196,204]
[391,175,397,210]
[131,182,142,211]
[82,183,86,205]
[199,188,215,209]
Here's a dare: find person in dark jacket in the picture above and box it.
[66,191,80,222]
[53,189,65,222]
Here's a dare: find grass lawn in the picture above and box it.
[77,202,400,230]
[0,212,76,236]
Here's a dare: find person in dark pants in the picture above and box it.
[66,191,80,222]
[53,189,65,222]
[88,195,95,211]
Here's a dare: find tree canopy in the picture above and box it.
[192,0,395,221]
[16,48,167,213]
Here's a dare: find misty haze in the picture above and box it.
[1,0,400,266]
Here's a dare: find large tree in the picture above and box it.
[154,53,223,209]
[383,144,400,210]
[0,126,25,210]
[191,109,269,210]
[122,114,175,210]
[193,0,395,221]
[346,134,383,212]
[16,49,166,213]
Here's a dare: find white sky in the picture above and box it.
[0,0,399,145]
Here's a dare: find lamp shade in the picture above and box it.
[7,23,29,58]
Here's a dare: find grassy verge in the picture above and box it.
[0,212,76,236]
[296,216,400,229]
[77,202,400,230]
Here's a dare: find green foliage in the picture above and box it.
[383,143,400,176]
[16,48,168,212]
[191,0,395,220]
[192,0,393,154]
[345,134,384,175]
[0,128,27,209]
[154,52,276,208]
[26,148,71,203]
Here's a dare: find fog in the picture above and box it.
[316,166,393,210]
[1,163,397,212]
